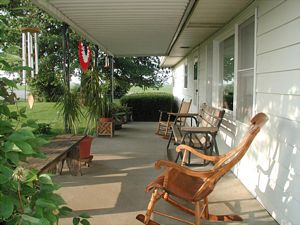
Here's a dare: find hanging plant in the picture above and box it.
[78,41,91,72]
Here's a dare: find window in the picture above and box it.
[236,16,255,122]
[184,64,188,88]
[193,60,199,106]
[194,62,198,80]
[219,35,235,110]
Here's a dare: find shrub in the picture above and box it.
[120,92,178,121]
[34,123,52,135]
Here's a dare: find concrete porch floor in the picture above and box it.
[54,122,279,225]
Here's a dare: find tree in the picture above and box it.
[1,0,80,101]
[100,55,170,98]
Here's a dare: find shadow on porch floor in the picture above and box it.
[54,122,278,225]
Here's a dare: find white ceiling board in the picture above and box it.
[163,0,254,66]
[32,0,254,67]
[161,57,183,68]
[169,27,219,57]
[33,0,191,56]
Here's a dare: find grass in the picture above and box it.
[9,101,89,137]
[8,84,172,137]
[16,84,30,91]
[128,84,172,94]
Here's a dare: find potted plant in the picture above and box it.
[56,86,82,134]
[81,69,103,134]
[98,89,113,123]
[81,70,114,136]
[96,85,115,136]
[79,135,94,166]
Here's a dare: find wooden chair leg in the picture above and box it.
[156,123,161,135]
[163,122,169,137]
[195,201,202,225]
[144,189,161,224]
[203,197,209,219]
[59,159,65,175]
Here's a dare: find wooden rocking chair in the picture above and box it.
[156,99,192,137]
[137,112,268,225]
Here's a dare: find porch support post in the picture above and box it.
[109,55,114,103]
[94,45,99,69]
[63,23,71,133]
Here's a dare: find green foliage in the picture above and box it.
[109,56,170,98]
[1,0,79,101]
[34,123,51,135]
[30,73,64,102]
[120,92,177,121]
[223,57,234,82]
[111,103,130,115]
[128,84,172,95]
[56,87,82,134]
[223,83,233,110]
[72,213,91,225]
[0,4,90,224]
[81,70,105,134]
[0,77,70,225]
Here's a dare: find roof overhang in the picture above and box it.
[31,0,253,67]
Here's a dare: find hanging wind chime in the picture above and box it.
[78,41,91,72]
[21,27,40,83]
[21,27,40,109]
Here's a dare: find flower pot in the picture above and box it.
[99,117,113,123]
[79,136,94,166]
[97,118,114,137]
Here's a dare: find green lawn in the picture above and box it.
[128,84,172,94]
[8,84,172,136]
[9,101,88,137]
[16,84,30,91]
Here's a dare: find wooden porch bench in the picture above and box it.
[26,135,86,176]
[166,103,225,165]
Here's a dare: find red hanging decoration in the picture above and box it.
[78,41,91,72]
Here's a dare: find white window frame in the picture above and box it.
[214,10,256,123]
[213,30,235,113]
[235,14,256,123]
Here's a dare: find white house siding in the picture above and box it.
[172,55,196,112]
[255,1,300,224]
[187,50,199,113]
[172,0,300,224]
[197,45,206,105]
[172,62,185,103]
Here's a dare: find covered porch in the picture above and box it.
[54,122,278,225]
[30,0,300,224]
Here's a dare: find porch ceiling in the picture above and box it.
[32,0,253,67]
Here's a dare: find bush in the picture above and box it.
[34,123,52,135]
[120,92,178,121]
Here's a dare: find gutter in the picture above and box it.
[165,0,198,56]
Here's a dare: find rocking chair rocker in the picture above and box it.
[137,112,268,225]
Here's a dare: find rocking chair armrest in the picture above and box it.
[158,110,172,122]
[155,160,214,178]
[176,144,221,163]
